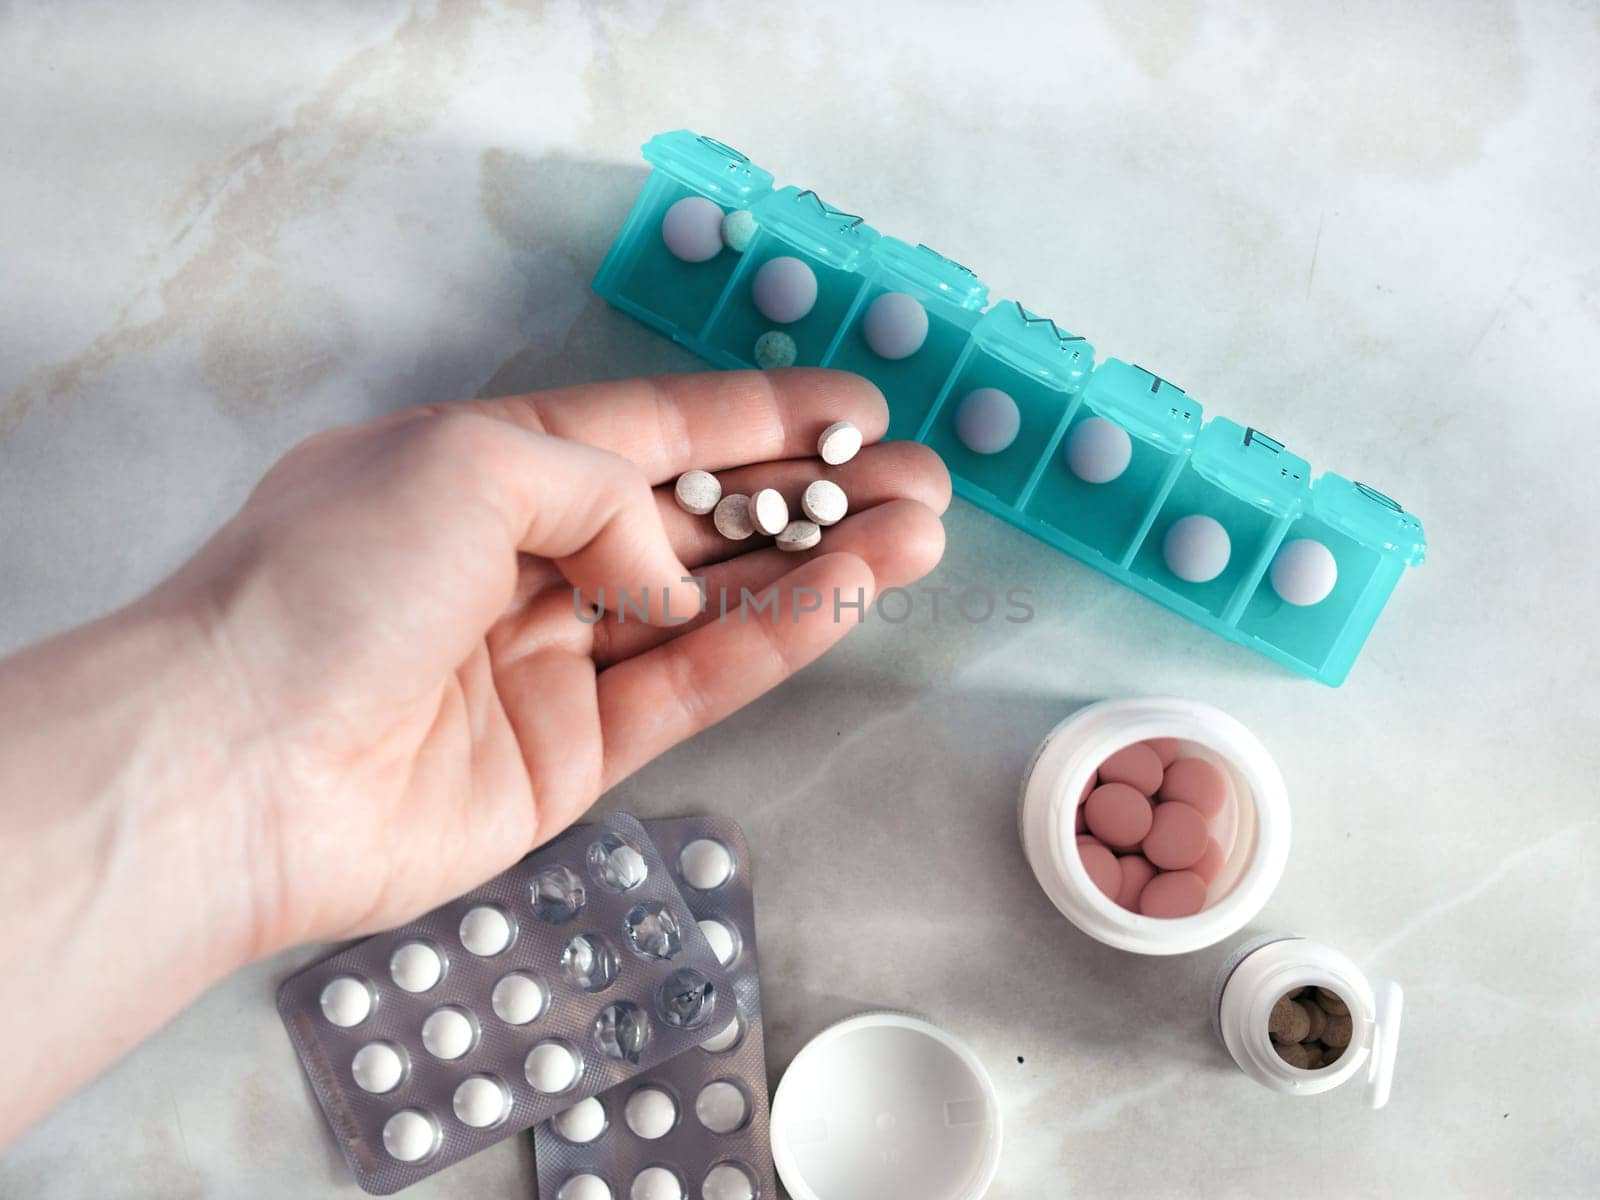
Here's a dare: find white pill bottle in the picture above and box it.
[1212,933,1404,1108]
[1018,697,1291,955]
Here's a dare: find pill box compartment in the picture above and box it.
[1128,417,1311,619]
[819,238,990,441]
[1022,358,1199,564]
[1237,475,1425,682]
[698,185,878,369]
[920,302,1092,506]
[593,131,774,347]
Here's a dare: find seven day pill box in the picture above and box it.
[534,816,775,1200]
[276,813,736,1194]
[592,129,1428,686]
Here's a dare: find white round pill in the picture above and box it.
[624,1085,678,1139]
[662,196,725,263]
[351,1042,406,1094]
[955,387,1021,455]
[492,971,548,1025]
[817,419,862,466]
[421,1006,476,1060]
[776,519,821,552]
[800,479,848,526]
[674,470,721,516]
[318,976,373,1028]
[631,1166,685,1200]
[713,494,755,540]
[702,1162,757,1200]
[526,1041,582,1093]
[678,839,735,890]
[750,488,789,536]
[700,1011,743,1053]
[1163,514,1232,583]
[389,940,443,993]
[695,1080,749,1134]
[1270,537,1339,606]
[697,919,738,967]
[753,330,797,369]
[382,1109,439,1163]
[459,904,514,956]
[552,1096,608,1144]
[862,291,929,360]
[720,208,756,253]
[559,1175,613,1200]
[452,1074,511,1128]
[1066,416,1133,484]
[751,256,818,324]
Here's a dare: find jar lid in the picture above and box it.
[770,1012,1002,1200]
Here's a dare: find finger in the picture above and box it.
[491,644,605,844]
[460,369,889,483]
[594,499,946,667]
[596,552,876,788]
[656,440,951,571]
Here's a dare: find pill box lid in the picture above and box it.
[971,300,1095,393]
[642,130,775,202]
[770,1011,1002,1200]
[867,237,990,312]
[1309,474,1427,565]
[751,185,880,268]
[1190,417,1313,516]
[1366,979,1404,1109]
[1080,358,1202,449]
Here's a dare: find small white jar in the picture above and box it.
[1212,933,1403,1108]
[1018,697,1290,955]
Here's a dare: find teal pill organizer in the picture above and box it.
[592,130,1427,685]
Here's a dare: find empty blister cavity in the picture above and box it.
[590,835,649,891]
[352,1041,408,1094]
[627,903,685,960]
[422,1005,479,1060]
[553,1096,609,1144]
[697,919,739,967]
[657,968,716,1029]
[459,903,516,956]
[560,1175,615,1200]
[702,1162,758,1200]
[678,839,735,891]
[389,940,444,993]
[861,291,929,359]
[596,1002,654,1064]
[318,975,374,1028]
[564,932,622,992]
[382,1109,440,1163]
[625,1085,680,1139]
[663,197,726,264]
[695,1080,750,1134]
[632,1166,686,1200]
[532,864,588,923]
[453,1074,512,1128]
[491,970,549,1025]
[527,1040,585,1094]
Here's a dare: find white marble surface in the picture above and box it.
[3,2,1597,1196]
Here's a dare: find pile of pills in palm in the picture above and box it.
[1074,740,1232,918]
[535,817,775,1200]
[277,814,738,1194]
[675,421,859,555]
[1268,987,1352,1069]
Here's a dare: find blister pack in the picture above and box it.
[534,815,774,1200]
[277,813,737,1194]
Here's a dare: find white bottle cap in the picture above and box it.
[1366,979,1404,1109]
[770,1012,1001,1200]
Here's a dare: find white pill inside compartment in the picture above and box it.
[661,196,725,264]
[351,1041,408,1094]
[526,1040,583,1093]
[389,940,445,993]
[1065,416,1132,484]
[678,838,735,890]
[694,1079,751,1134]
[559,1175,614,1200]
[862,291,929,360]
[551,1096,608,1144]
[588,834,649,891]
[492,971,550,1025]
[631,1165,685,1200]
[955,387,1021,455]
[421,1005,478,1060]
[318,975,374,1027]
[624,1084,679,1139]
[382,1109,440,1163]
[452,1073,512,1128]
[697,918,740,967]
[1270,537,1338,606]
[459,904,515,956]
[1162,514,1232,583]
[751,256,818,324]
